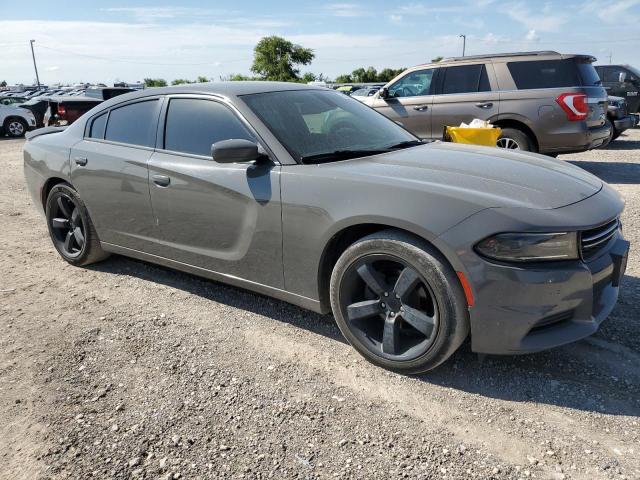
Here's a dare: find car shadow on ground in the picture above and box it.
[599,136,640,151]
[568,159,640,184]
[88,256,640,418]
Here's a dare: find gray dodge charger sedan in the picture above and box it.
[23,82,629,373]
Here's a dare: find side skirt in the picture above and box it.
[101,242,326,314]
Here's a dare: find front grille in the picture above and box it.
[580,218,619,259]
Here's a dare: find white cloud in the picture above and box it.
[325,3,367,17]
[504,2,567,32]
[583,0,640,24]
[389,14,403,23]
[525,29,539,41]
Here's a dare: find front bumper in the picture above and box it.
[613,115,636,132]
[437,186,627,354]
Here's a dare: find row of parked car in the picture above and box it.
[335,51,639,153]
[0,86,135,137]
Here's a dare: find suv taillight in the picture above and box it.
[57,104,67,118]
[556,93,588,121]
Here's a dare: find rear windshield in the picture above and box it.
[507,59,600,89]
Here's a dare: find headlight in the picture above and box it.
[475,232,579,262]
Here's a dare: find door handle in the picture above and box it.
[152,174,170,187]
[475,102,493,109]
[74,157,88,166]
[413,104,429,111]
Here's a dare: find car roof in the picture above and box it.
[93,81,325,111]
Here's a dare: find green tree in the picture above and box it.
[220,73,255,81]
[300,72,316,83]
[334,74,353,83]
[376,68,404,82]
[0,80,7,88]
[144,78,167,87]
[196,76,210,83]
[251,36,314,82]
[431,56,444,63]
[171,79,193,85]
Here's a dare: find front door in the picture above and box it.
[370,68,435,139]
[430,64,500,139]
[147,96,284,289]
[69,98,162,251]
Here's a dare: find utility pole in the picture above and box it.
[608,51,612,64]
[459,34,466,57]
[30,39,41,88]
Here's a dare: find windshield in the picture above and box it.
[242,89,418,163]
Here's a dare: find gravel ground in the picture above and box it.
[1,129,639,480]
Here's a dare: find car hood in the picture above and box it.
[322,142,602,210]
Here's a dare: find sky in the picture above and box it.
[1,0,640,85]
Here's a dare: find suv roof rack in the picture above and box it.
[440,51,561,62]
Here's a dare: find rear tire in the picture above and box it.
[329,230,469,374]
[45,183,110,266]
[4,117,27,138]
[496,128,533,152]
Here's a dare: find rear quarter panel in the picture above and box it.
[23,132,73,214]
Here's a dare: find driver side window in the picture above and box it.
[388,69,435,98]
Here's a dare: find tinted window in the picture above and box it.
[441,64,491,94]
[576,61,601,86]
[89,112,107,139]
[389,69,434,98]
[600,66,628,83]
[507,59,581,89]
[164,99,254,156]
[243,90,416,162]
[105,100,158,147]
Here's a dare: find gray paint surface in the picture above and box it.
[23,81,627,354]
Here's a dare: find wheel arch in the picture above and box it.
[493,117,539,152]
[41,177,71,210]
[316,221,463,313]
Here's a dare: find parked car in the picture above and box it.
[351,87,380,99]
[362,51,610,156]
[84,87,135,100]
[595,64,640,115]
[334,85,363,95]
[0,96,26,106]
[20,96,102,128]
[601,96,637,147]
[0,101,37,137]
[23,82,628,373]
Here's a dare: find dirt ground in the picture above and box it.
[1,130,639,480]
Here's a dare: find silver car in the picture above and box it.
[24,82,628,373]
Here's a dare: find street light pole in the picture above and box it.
[459,34,466,57]
[29,39,41,88]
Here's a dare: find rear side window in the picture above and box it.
[88,112,107,139]
[600,66,628,83]
[441,64,491,94]
[164,98,254,156]
[507,59,581,89]
[105,100,159,147]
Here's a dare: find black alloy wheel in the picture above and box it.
[339,254,439,361]
[49,191,86,258]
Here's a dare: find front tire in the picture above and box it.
[45,183,110,266]
[4,118,27,138]
[329,230,469,374]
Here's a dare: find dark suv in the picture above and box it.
[363,51,610,156]
[595,64,640,115]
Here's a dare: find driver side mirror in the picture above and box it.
[211,139,261,164]
[379,87,389,99]
[619,71,627,83]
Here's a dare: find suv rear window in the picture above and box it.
[507,59,592,89]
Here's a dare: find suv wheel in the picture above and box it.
[4,118,27,138]
[45,183,110,266]
[329,230,469,374]
[496,128,533,151]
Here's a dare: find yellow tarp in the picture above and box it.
[444,126,502,147]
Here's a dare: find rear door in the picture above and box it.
[430,63,499,138]
[69,98,162,251]
[147,95,284,288]
[369,68,435,139]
